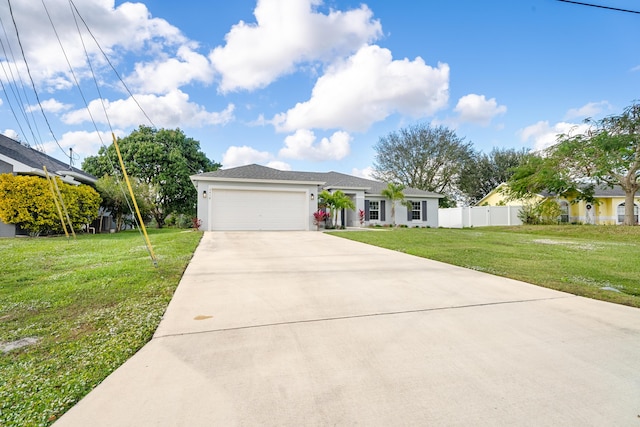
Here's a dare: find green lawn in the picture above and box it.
[331,225,640,308]
[0,229,202,426]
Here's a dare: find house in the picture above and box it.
[0,134,97,237]
[190,164,442,231]
[477,183,639,225]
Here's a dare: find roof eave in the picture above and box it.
[191,175,326,186]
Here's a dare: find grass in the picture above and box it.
[331,225,640,308]
[0,228,202,426]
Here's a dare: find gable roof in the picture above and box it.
[193,164,442,198]
[0,134,96,184]
[540,184,633,198]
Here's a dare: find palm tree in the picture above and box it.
[381,182,411,226]
[319,190,355,228]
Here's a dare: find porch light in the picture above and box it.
[311,193,315,200]
[202,190,207,199]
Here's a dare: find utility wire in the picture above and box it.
[7,0,69,160]
[65,0,156,264]
[556,0,640,14]
[0,76,29,144]
[0,14,44,150]
[66,0,146,236]
[68,0,156,129]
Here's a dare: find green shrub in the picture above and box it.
[0,174,101,236]
[518,199,562,225]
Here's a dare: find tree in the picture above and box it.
[506,102,640,225]
[555,102,640,225]
[380,182,411,226]
[0,174,100,236]
[95,175,153,231]
[319,190,355,228]
[458,147,529,205]
[82,126,220,227]
[373,123,474,207]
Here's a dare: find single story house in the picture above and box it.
[190,164,442,231]
[477,183,639,225]
[0,134,97,237]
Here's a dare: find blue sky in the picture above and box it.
[0,0,638,178]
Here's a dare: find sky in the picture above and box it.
[0,0,638,178]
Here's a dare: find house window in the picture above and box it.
[369,201,379,220]
[559,201,569,223]
[411,201,421,220]
[617,203,639,224]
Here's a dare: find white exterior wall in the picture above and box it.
[195,180,318,231]
[365,197,439,228]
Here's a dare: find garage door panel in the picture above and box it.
[210,189,307,231]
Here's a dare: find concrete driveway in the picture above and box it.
[57,231,640,426]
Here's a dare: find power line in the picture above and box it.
[68,0,156,129]
[7,0,69,159]
[0,14,45,150]
[556,0,640,14]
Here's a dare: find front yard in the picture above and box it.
[332,225,640,308]
[0,229,202,426]
[3,225,639,426]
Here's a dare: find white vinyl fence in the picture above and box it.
[438,206,523,228]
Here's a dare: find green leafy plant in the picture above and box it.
[318,190,354,228]
[0,174,100,236]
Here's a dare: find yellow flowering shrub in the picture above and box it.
[0,174,101,236]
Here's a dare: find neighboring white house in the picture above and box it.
[190,164,442,231]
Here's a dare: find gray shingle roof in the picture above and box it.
[0,134,96,183]
[194,164,442,198]
[540,184,631,198]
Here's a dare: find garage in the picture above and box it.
[209,188,308,231]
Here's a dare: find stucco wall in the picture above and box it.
[194,180,319,231]
[364,197,439,228]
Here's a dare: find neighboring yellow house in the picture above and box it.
[477,183,640,225]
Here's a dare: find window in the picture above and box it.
[369,201,379,220]
[559,201,569,223]
[407,201,427,222]
[411,201,421,220]
[617,203,639,224]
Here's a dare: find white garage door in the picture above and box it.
[210,188,308,231]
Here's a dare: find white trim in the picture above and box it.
[206,184,312,231]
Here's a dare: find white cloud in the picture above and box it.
[266,161,292,171]
[0,0,187,90]
[351,166,375,179]
[631,65,640,72]
[221,145,273,168]
[564,101,612,120]
[41,129,125,161]
[454,94,506,126]
[279,129,351,161]
[210,0,382,92]
[519,120,590,152]
[62,90,234,128]
[2,129,19,140]
[126,45,214,94]
[274,45,449,132]
[26,98,72,113]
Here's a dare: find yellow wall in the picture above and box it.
[478,185,541,207]
[565,196,639,225]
